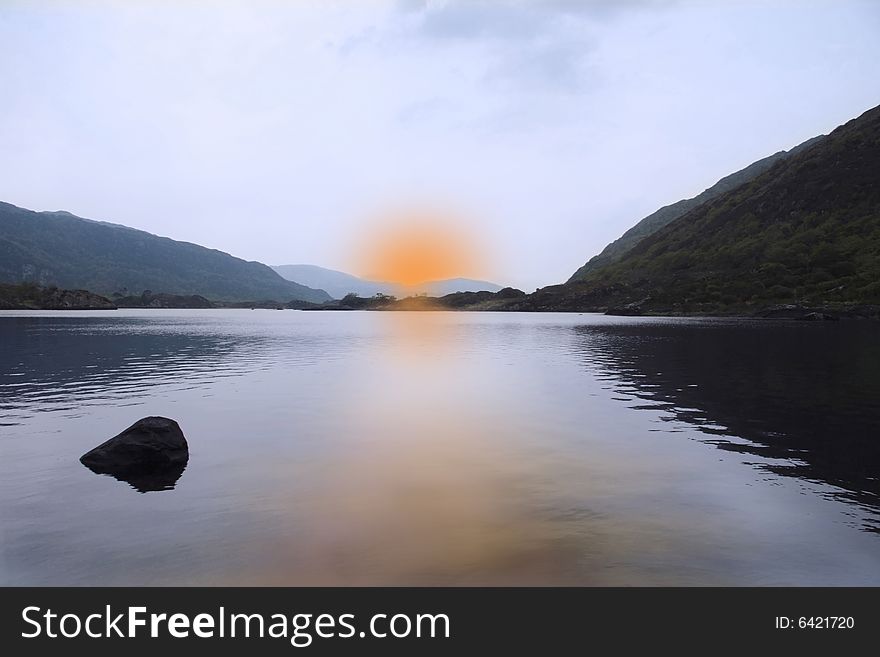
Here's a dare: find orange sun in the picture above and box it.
[352,207,484,288]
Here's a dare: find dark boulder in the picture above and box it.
[605,297,651,316]
[80,417,189,492]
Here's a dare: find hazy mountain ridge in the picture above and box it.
[272,265,389,299]
[520,104,880,314]
[569,135,826,282]
[0,203,331,303]
[422,278,504,297]
[272,264,503,299]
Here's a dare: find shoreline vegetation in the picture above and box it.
[1,283,877,320]
[0,282,117,310]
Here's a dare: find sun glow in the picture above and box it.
[352,207,486,289]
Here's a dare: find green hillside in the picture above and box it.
[569,135,824,282]
[531,104,880,314]
[0,203,331,303]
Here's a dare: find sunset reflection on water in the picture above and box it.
[250,313,584,585]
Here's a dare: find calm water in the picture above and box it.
[1,310,879,586]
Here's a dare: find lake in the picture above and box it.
[1,310,878,585]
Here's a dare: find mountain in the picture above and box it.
[0,202,331,303]
[569,135,825,282]
[272,264,388,299]
[272,264,503,299]
[523,103,880,314]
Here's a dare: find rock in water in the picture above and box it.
[80,417,189,492]
[81,416,188,469]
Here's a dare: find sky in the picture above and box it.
[1,0,879,290]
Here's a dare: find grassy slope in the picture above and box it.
[538,104,880,313]
[568,136,824,283]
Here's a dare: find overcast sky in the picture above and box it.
[1,0,878,290]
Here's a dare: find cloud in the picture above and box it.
[397,0,671,42]
[410,1,549,41]
[383,0,658,100]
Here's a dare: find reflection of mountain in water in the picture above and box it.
[0,315,334,426]
[571,320,880,528]
[0,318,236,425]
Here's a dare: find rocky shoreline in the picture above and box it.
[318,292,880,320]
[0,283,116,310]
[2,283,877,319]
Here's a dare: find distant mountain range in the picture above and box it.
[272,264,503,300]
[516,103,880,314]
[0,203,331,303]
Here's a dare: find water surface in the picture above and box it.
[1,310,878,585]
